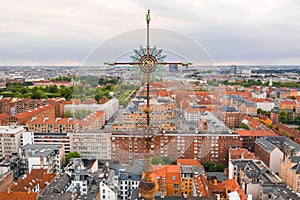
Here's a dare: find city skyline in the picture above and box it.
[1,0,300,66]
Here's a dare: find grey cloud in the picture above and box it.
[0,0,299,65]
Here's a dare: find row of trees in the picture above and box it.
[64,109,92,119]
[279,110,300,125]
[2,83,73,100]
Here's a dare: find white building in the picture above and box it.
[65,158,98,196]
[0,126,25,157]
[255,100,275,112]
[20,144,65,173]
[71,131,111,160]
[100,170,119,200]
[64,98,119,121]
[251,90,266,99]
[22,131,72,154]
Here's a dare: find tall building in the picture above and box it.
[255,136,300,173]
[22,131,72,154]
[111,131,241,166]
[230,65,237,75]
[280,156,300,193]
[0,126,24,158]
[71,131,111,160]
[20,144,65,174]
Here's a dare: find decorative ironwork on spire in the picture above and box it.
[105,9,192,199]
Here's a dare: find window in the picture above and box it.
[174,191,179,194]
[174,184,179,188]
[172,176,176,180]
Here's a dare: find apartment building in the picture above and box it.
[111,130,242,166]
[229,159,282,200]
[20,144,65,174]
[22,131,72,154]
[13,104,55,125]
[79,110,105,130]
[280,156,300,193]
[71,131,111,160]
[26,117,77,133]
[64,98,119,122]
[255,136,300,173]
[235,129,277,152]
[0,126,24,158]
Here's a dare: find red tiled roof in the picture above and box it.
[0,113,11,119]
[280,100,296,105]
[235,130,277,137]
[0,191,38,200]
[177,159,202,166]
[229,148,258,160]
[14,104,54,119]
[26,117,77,125]
[10,169,56,192]
[193,174,209,197]
[209,179,247,200]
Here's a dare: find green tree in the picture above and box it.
[49,85,59,93]
[64,151,81,166]
[74,109,91,119]
[290,96,296,100]
[295,114,300,125]
[239,123,250,130]
[279,110,287,124]
[64,110,73,118]
[151,157,165,165]
[32,90,47,99]
[215,164,225,172]
[202,162,214,172]
[60,87,72,100]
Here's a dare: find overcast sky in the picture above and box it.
[0,0,299,66]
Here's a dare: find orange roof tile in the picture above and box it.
[0,191,38,200]
[26,117,77,125]
[0,113,11,119]
[177,159,202,166]
[209,179,247,200]
[193,174,209,197]
[229,148,258,160]
[235,130,277,137]
[10,169,56,192]
[15,104,54,119]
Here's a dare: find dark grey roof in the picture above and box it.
[230,160,282,184]
[40,173,71,195]
[220,106,239,112]
[264,136,300,155]
[261,185,300,200]
[291,162,300,174]
[21,144,62,157]
[271,107,281,114]
[38,192,74,200]
[130,189,205,200]
[288,156,300,163]
[206,172,228,182]
[255,137,277,153]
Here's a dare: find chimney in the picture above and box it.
[40,155,44,168]
[28,187,31,194]
[7,187,10,194]
[214,179,217,186]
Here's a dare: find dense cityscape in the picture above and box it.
[1,1,300,200]
[0,64,299,200]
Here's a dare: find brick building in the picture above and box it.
[12,104,55,125]
[26,117,77,133]
[111,131,242,166]
[255,136,300,173]
[279,156,300,193]
[235,129,278,151]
